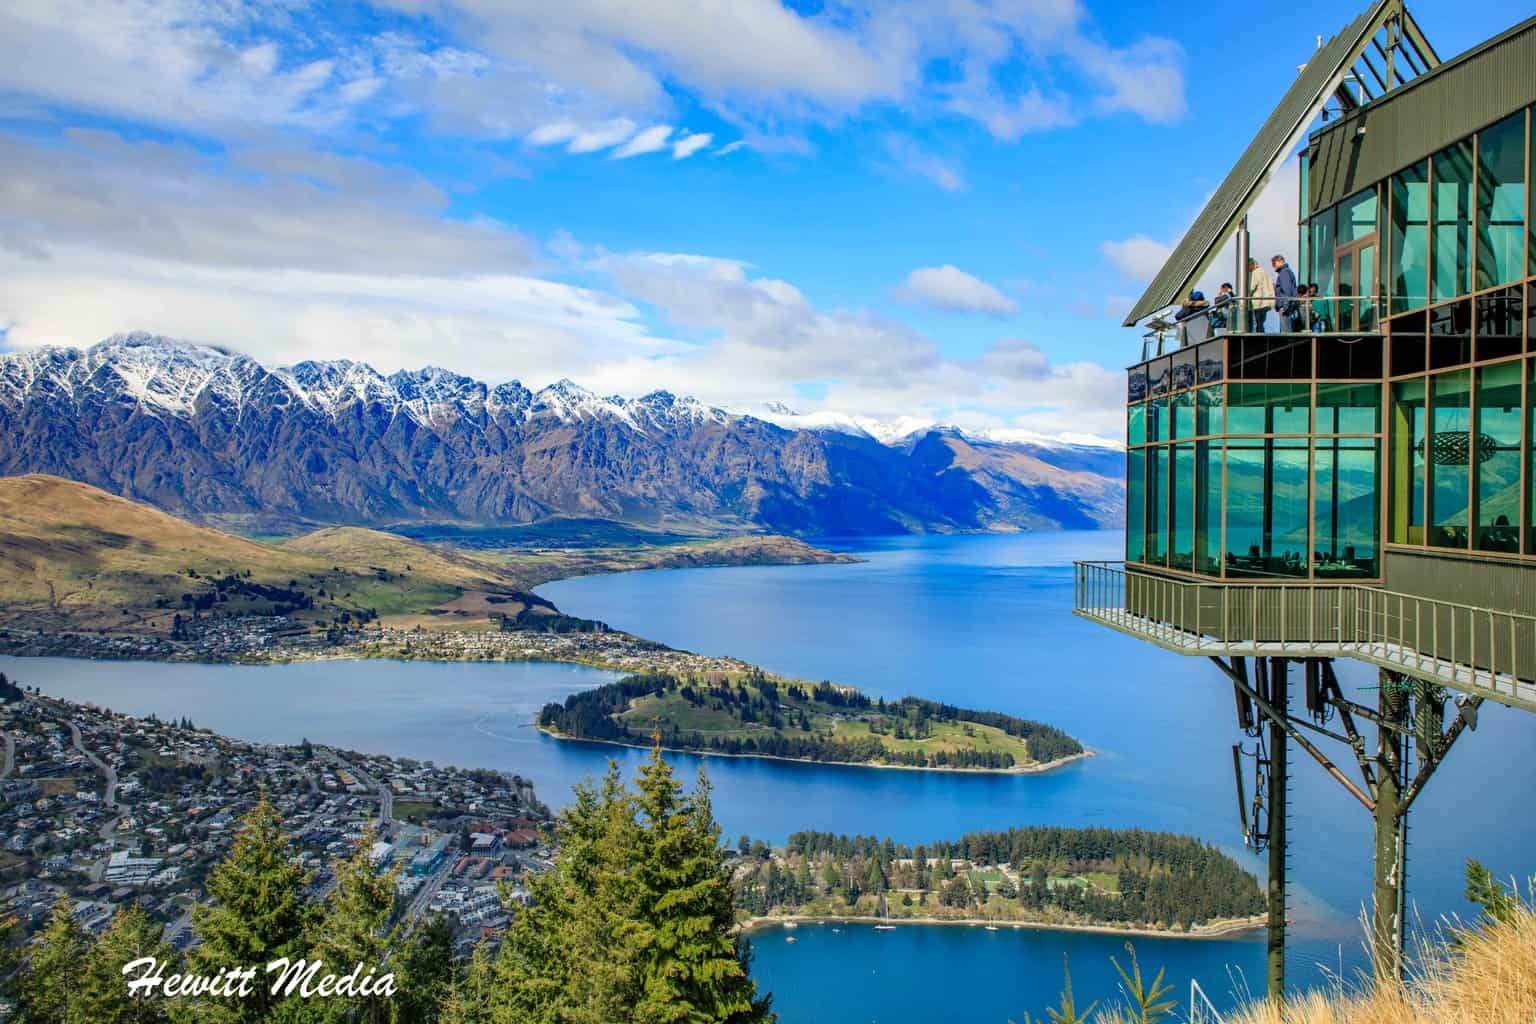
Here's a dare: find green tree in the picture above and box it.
[183,798,313,1024]
[491,751,773,1024]
[438,943,495,1024]
[630,755,772,1023]
[16,897,88,1024]
[390,916,456,1024]
[306,826,399,1024]
[77,905,173,1024]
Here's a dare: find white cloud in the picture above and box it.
[671,132,713,159]
[896,266,1018,316]
[712,140,748,157]
[1100,156,1302,316]
[612,124,674,158]
[0,130,536,276]
[1101,235,1174,282]
[884,135,965,192]
[0,0,393,136]
[374,0,1184,144]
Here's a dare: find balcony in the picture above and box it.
[1073,561,1536,713]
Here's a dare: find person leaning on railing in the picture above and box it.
[1209,283,1236,330]
[1246,258,1273,332]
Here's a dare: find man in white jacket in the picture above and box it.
[1247,258,1274,332]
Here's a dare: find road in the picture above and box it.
[52,713,124,843]
[403,856,454,931]
[319,747,392,826]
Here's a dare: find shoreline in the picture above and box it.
[537,724,1095,776]
[740,913,1266,941]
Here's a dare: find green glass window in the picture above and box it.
[1126,448,1145,563]
[1127,403,1146,447]
[1390,161,1428,314]
[1314,437,1379,578]
[1224,439,1309,578]
[1226,382,1310,435]
[1225,440,1265,577]
[1428,370,1471,548]
[1431,141,1473,303]
[1170,443,1195,571]
[1528,360,1536,555]
[1196,386,1223,437]
[1171,391,1196,440]
[1316,382,1381,434]
[1474,362,1521,553]
[1476,112,1527,290]
[1146,398,1166,443]
[1339,187,1379,244]
[1147,446,1167,566]
[1309,206,1336,299]
[1196,441,1222,576]
[1390,379,1426,545]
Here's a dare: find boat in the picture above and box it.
[785,936,796,944]
[873,893,897,930]
[874,925,897,931]
[985,925,999,932]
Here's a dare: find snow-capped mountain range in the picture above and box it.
[0,334,1123,534]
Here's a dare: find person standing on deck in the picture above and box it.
[1247,258,1273,332]
[1272,254,1299,331]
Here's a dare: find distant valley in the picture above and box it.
[0,334,1123,537]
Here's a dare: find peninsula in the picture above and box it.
[733,828,1265,937]
[538,671,1085,771]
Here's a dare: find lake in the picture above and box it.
[7,529,1534,1022]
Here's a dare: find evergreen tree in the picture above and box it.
[391,917,456,1024]
[491,752,772,1024]
[183,798,313,1024]
[77,905,173,1024]
[306,826,399,1024]
[630,756,772,1023]
[492,764,641,1024]
[438,943,495,1024]
[16,897,87,1024]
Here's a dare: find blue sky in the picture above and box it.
[0,0,1527,441]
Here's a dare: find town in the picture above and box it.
[0,672,552,960]
[0,619,762,680]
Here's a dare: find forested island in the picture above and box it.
[732,828,1265,935]
[537,670,1085,771]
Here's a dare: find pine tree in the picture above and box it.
[306,826,399,1024]
[438,943,494,1024]
[390,916,455,1024]
[492,764,642,1024]
[490,752,772,1024]
[630,756,773,1023]
[76,905,173,1024]
[16,896,87,1024]
[183,798,313,1024]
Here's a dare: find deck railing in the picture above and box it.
[1073,561,1536,712]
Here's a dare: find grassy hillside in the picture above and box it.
[482,535,860,591]
[539,670,1085,770]
[0,475,548,633]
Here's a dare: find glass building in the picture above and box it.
[1124,72,1535,589]
[1075,6,1536,996]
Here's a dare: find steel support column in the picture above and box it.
[1266,658,1288,1001]
[1372,669,1409,982]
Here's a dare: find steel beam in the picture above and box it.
[1373,669,1409,982]
[1266,658,1288,1001]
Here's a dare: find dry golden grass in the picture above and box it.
[1225,904,1536,1024]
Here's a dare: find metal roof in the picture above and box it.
[1122,0,1436,327]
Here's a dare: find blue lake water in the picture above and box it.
[6,529,1534,1022]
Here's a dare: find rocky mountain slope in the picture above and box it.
[0,334,1123,535]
